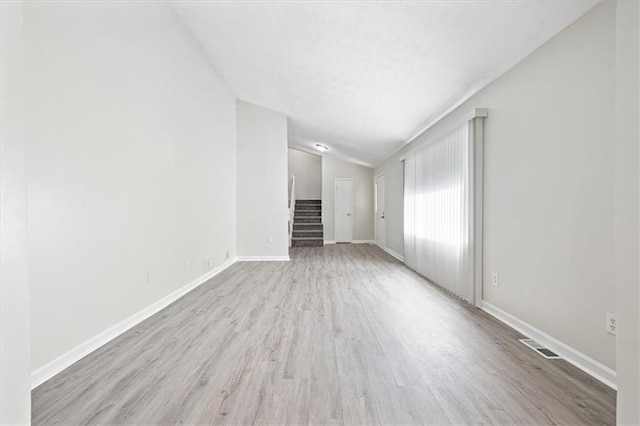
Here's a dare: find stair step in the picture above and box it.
[293,230,323,238]
[295,217,321,224]
[293,223,323,230]
[295,199,321,205]
[292,237,324,247]
[295,204,322,211]
[295,210,321,217]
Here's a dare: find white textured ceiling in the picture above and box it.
[170,1,598,167]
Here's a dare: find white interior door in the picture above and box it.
[335,178,353,242]
[375,174,385,247]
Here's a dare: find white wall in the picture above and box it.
[24,2,238,372]
[614,1,640,423]
[376,2,616,369]
[237,101,289,258]
[322,156,374,242]
[288,148,321,200]
[0,1,31,422]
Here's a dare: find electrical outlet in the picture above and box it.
[267,236,273,244]
[224,250,229,260]
[492,273,499,287]
[185,259,190,270]
[208,258,215,269]
[203,259,209,272]
[146,270,151,283]
[606,312,616,335]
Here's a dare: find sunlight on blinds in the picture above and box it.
[404,122,473,302]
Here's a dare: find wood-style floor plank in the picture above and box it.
[32,244,616,425]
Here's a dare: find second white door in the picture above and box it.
[375,173,385,247]
[335,178,353,243]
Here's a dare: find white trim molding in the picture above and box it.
[400,108,488,162]
[324,240,336,245]
[481,301,617,389]
[31,257,239,389]
[404,108,489,152]
[382,246,404,262]
[237,256,290,261]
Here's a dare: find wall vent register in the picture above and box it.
[519,338,561,359]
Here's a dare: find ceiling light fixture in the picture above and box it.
[315,144,329,152]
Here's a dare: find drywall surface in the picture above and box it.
[376,2,616,369]
[322,157,374,241]
[288,148,322,199]
[614,1,640,422]
[24,2,237,371]
[237,101,289,258]
[1,1,31,422]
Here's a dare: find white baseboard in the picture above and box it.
[237,256,290,261]
[324,240,336,245]
[382,246,404,262]
[481,301,617,390]
[31,257,238,389]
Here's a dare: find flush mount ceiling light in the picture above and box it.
[315,144,329,152]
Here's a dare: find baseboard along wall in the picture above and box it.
[31,257,239,389]
[31,252,615,396]
[481,301,617,389]
[381,246,404,262]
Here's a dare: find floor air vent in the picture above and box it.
[519,339,561,359]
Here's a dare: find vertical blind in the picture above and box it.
[404,121,474,302]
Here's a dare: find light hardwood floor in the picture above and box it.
[32,244,616,425]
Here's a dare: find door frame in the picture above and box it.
[334,178,353,243]
[374,172,385,248]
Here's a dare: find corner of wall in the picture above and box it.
[1,0,32,423]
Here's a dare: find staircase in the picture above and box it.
[291,200,323,247]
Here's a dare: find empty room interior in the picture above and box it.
[2,0,640,425]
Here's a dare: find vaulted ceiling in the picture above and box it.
[170,1,598,167]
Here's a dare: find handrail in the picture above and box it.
[289,175,296,247]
